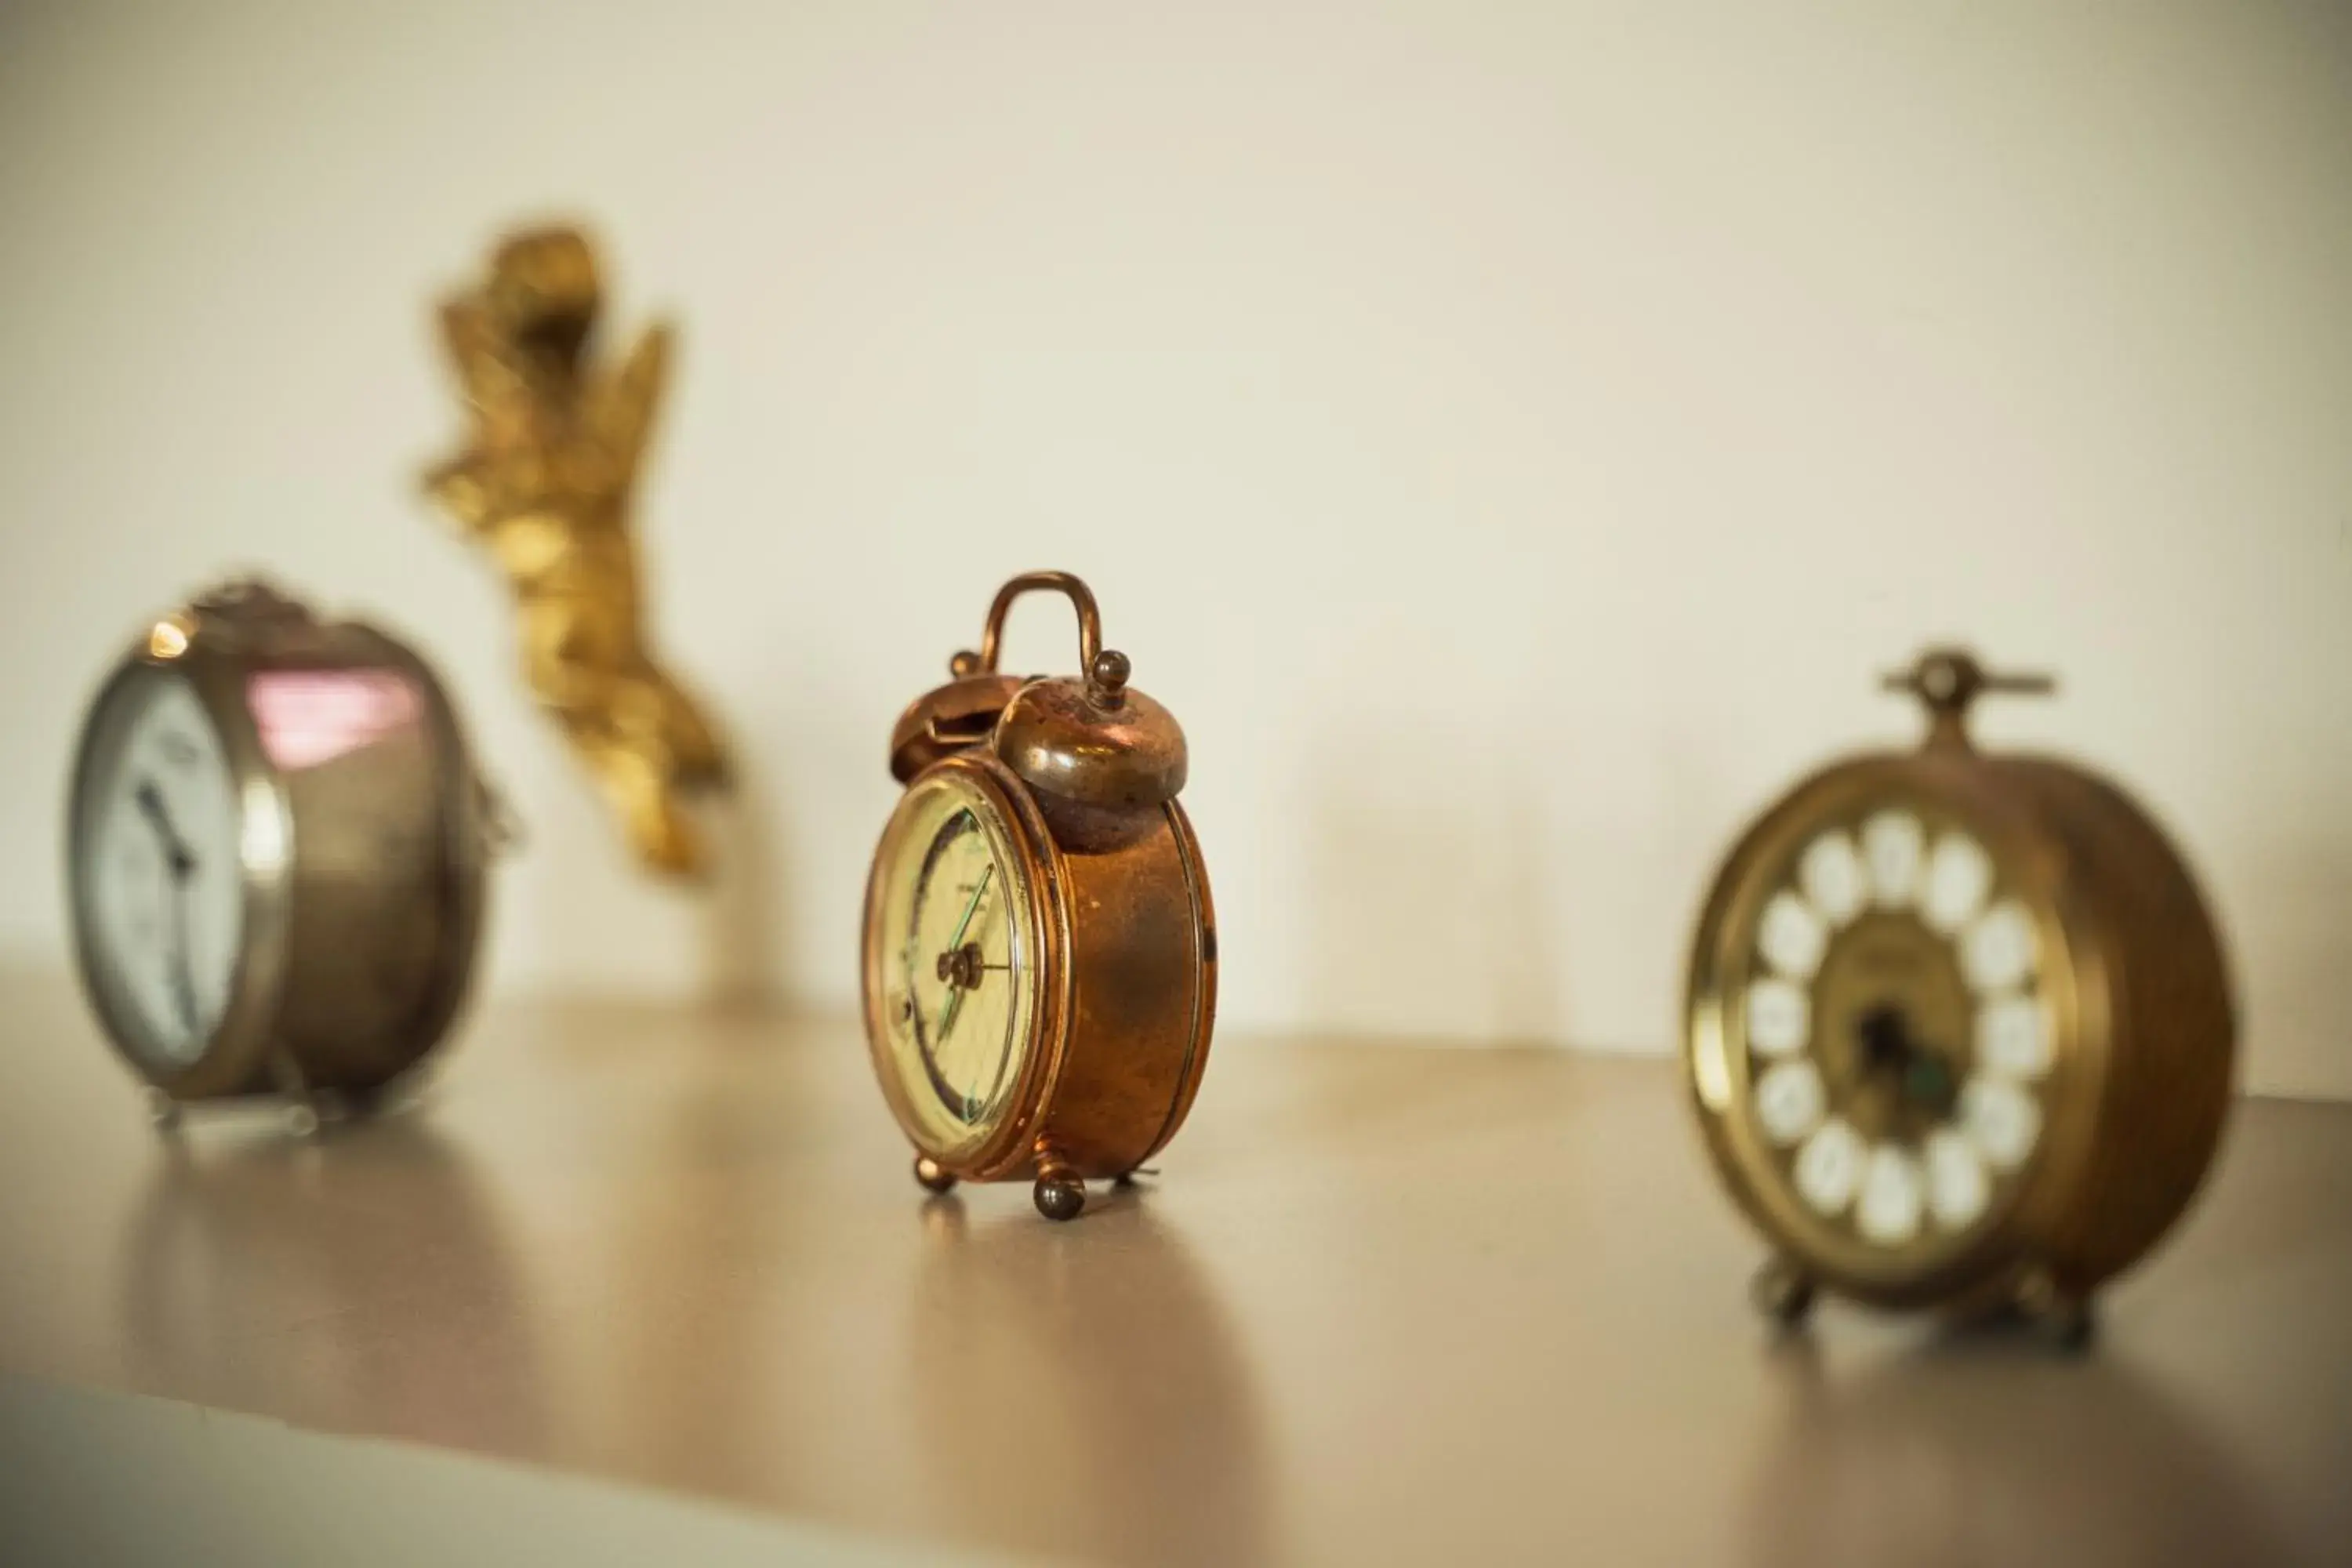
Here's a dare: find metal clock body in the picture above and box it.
[68,580,502,1131]
[1684,650,2234,1338]
[861,572,1217,1221]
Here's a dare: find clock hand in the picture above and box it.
[931,864,996,1046]
[165,876,199,1033]
[1900,1049,1958,1117]
[135,779,198,879]
[140,802,199,1032]
[943,864,994,957]
[1857,1004,1958,1117]
[136,779,203,1029]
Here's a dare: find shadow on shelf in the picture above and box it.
[1744,1326,2292,1566]
[905,1189,1275,1568]
[121,1112,545,1454]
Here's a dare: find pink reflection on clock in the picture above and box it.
[246,670,422,771]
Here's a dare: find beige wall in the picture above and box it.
[2,2,2346,1095]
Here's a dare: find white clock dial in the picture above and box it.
[75,676,245,1067]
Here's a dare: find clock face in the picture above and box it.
[868,767,1045,1160]
[72,671,249,1070]
[1715,800,2061,1274]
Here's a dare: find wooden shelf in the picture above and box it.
[1,970,2344,1565]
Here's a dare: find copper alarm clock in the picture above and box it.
[861,572,1217,1221]
[1684,648,2234,1341]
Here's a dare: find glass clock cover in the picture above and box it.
[870,768,1045,1160]
[73,669,247,1069]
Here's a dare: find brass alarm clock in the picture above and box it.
[68,579,506,1134]
[1685,648,2234,1341]
[861,571,1217,1220]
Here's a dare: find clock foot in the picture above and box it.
[2019,1271,2096,1352]
[267,1051,327,1139]
[141,1087,184,1134]
[1034,1174,1087,1221]
[299,1094,367,1138]
[1032,1140,1086,1220]
[314,1088,365,1127]
[1751,1256,1817,1327]
[2047,1302,2096,1352]
[285,1088,371,1140]
[913,1154,958,1195]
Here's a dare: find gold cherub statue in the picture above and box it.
[423,226,729,877]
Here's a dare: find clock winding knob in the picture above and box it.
[1883,648,2054,750]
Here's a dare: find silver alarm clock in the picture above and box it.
[67,579,509,1132]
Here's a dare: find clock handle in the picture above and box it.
[1884,648,2055,750]
[955,571,1132,709]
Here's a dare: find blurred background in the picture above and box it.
[1,0,2344,1096]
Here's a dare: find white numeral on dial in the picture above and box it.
[1758,892,1828,980]
[1976,993,2051,1080]
[1962,1076,2043,1171]
[1746,979,1810,1058]
[1798,832,1866,927]
[1795,1119,1865,1216]
[1963,900,2039,993]
[1863,811,1925,909]
[1755,1060,1827,1145]
[1925,1129,1991,1232]
[1922,833,1992,934]
[1857,1144,1926,1246]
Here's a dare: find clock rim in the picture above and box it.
[861,749,1073,1177]
[69,647,295,1098]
